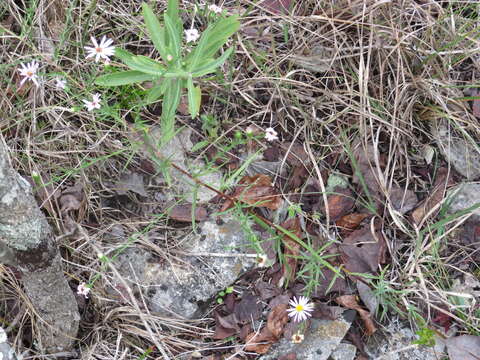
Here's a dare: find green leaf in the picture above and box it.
[187,77,201,118]
[115,48,165,76]
[95,71,155,86]
[166,0,179,19]
[145,81,167,103]
[191,47,234,77]
[187,16,240,70]
[142,3,169,61]
[160,79,182,145]
[190,140,210,152]
[164,13,181,60]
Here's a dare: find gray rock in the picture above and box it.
[0,327,18,360]
[366,320,445,360]
[330,343,357,360]
[131,126,222,202]
[446,182,480,218]
[110,216,258,319]
[260,310,354,360]
[431,118,480,180]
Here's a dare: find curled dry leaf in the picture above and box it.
[244,303,289,354]
[267,303,289,339]
[221,174,283,211]
[169,203,208,222]
[335,295,377,336]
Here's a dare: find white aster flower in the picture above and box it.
[18,60,40,87]
[83,93,101,111]
[185,28,200,43]
[208,4,222,13]
[287,296,314,322]
[256,254,269,268]
[84,35,115,63]
[291,333,304,344]
[55,77,67,90]
[264,127,278,141]
[77,282,91,298]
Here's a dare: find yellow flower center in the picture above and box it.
[27,71,33,77]
[96,47,102,53]
[296,304,304,312]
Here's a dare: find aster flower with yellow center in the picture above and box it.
[287,296,314,322]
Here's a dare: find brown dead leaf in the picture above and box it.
[412,167,453,225]
[234,292,262,325]
[213,312,239,340]
[278,354,296,360]
[267,303,289,339]
[244,329,274,354]
[389,186,418,214]
[279,217,302,284]
[312,302,345,320]
[255,280,281,301]
[340,223,387,274]
[335,295,377,335]
[311,268,348,298]
[221,174,283,211]
[336,213,369,233]
[324,186,355,222]
[169,203,207,222]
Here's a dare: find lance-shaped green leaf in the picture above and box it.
[95,70,155,86]
[186,16,239,71]
[161,79,182,143]
[191,47,234,77]
[142,3,169,61]
[115,48,165,76]
[187,77,201,118]
[164,13,181,60]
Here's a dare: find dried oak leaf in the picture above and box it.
[234,292,262,325]
[169,203,208,222]
[267,303,289,339]
[335,295,377,335]
[221,174,283,211]
[446,335,480,360]
[412,167,453,226]
[339,223,387,274]
[311,268,347,298]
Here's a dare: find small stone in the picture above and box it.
[330,343,357,360]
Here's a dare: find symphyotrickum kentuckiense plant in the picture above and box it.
[94,0,239,142]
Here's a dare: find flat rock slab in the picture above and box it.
[431,118,480,180]
[111,216,258,319]
[366,321,445,360]
[446,182,480,217]
[260,310,355,360]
